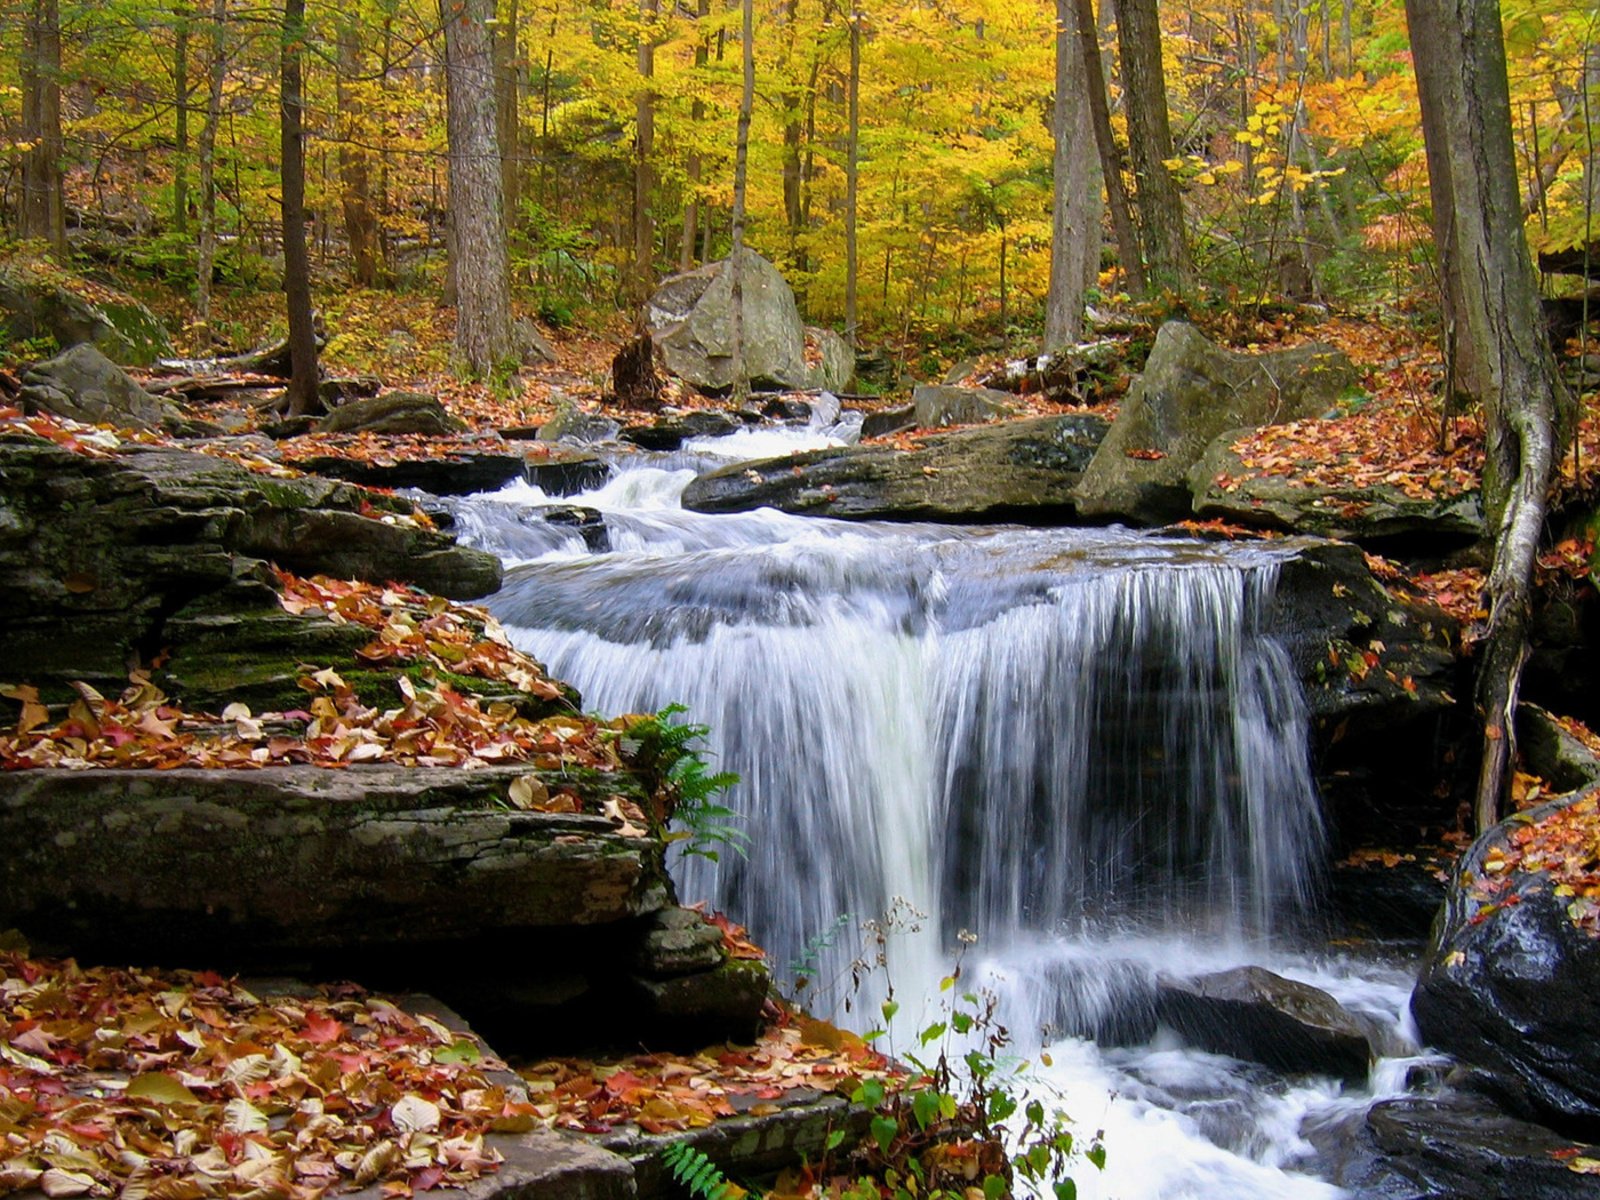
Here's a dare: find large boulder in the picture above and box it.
[681,414,1110,522]
[0,262,171,365]
[1155,965,1374,1079]
[0,438,501,701]
[645,250,808,393]
[805,326,854,392]
[19,343,200,434]
[1189,433,1486,545]
[911,384,1017,428]
[1074,321,1359,524]
[318,390,468,436]
[1411,786,1600,1136]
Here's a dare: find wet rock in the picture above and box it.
[681,414,1109,522]
[0,439,500,700]
[911,384,1017,428]
[621,410,743,451]
[645,250,808,393]
[539,409,623,446]
[629,958,769,1047]
[540,505,611,552]
[292,448,528,496]
[1189,434,1486,546]
[0,765,672,961]
[1075,321,1359,525]
[527,454,610,496]
[1326,856,1449,941]
[861,403,916,439]
[1412,789,1600,1137]
[1367,1093,1600,1200]
[760,396,812,422]
[1518,703,1600,794]
[318,390,467,436]
[1155,965,1373,1079]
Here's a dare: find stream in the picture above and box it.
[448,427,1428,1199]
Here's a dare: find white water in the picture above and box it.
[447,433,1422,1199]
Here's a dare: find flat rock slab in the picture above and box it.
[293,450,530,496]
[0,765,670,962]
[681,414,1109,522]
[1189,434,1485,545]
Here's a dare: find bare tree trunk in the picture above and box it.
[680,0,710,272]
[174,5,191,234]
[1073,0,1145,296]
[20,0,66,255]
[443,0,519,372]
[780,0,803,267]
[194,0,227,341]
[844,6,861,346]
[494,0,521,226]
[337,17,380,286]
[634,0,657,303]
[729,0,754,402]
[1045,0,1097,348]
[1117,0,1191,293]
[279,0,320,415]
[1405,0,1571,833]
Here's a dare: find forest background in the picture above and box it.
[3,0,1597,372]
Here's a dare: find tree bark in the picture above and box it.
[20,0,66,255]
[337,17,381,287]
[1117,0,1191,294]
[680,0,711,272]
[1404,0,1571,832]
[279,0,320,415]
[442,0,519,373]
[844,6,861,346]
[494,0,521,225]
[1073,0,1144,296]
[1045,0,1097,348]
[194,0,227,341]
[634,0,658,303]
[780,0,804,267]
[173,5,191,234]
[729,0,754,402]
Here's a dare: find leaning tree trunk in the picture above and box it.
[728,0,754,403]
[1405,0,1571,833]
[279,0,321,415]
[1073,0,1145,296]
[442,0,519,373]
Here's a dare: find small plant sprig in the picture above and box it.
[617,703,747,863]
[659,1140,744,1199]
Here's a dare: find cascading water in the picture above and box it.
[448,430,1423,1199]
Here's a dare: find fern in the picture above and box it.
[659,1141,739,1200]
[625,704,748,863]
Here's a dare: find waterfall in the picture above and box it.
[449,445,1420,1200]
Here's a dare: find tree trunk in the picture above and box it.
[1045,0,1097,348]
[634,0,658,303]
[20,0,66,255]
[442,0,519,373]
[780,0,804,266]
[173,5,191,234]
[494,0,521,225]
[729,0,754,402]
[194,0,227,341]
[279,0,320,415]
[680,0,711,272]
[844,6,861,346]
[337,18,380,287]
[1405,0,1571,833]
[1073,0,1144,296]
[1117,0,1191,294]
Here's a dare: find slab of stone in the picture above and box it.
[911,383,1016,428]
[318,390,468,436]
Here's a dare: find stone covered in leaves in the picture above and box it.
[1074,321,1359,525]
[1412,785,1600,1137]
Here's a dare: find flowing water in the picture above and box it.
[448,428,1424,1199]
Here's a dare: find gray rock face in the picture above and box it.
[318,390,468,436]
[1412,788,1600,1137]
[631,906,728,977]
[682,414,1110,522]
[0,765,671,958]
[1189,433,1486,543]
[645,250,808,392]
[0,266,171,365]
[539,409,623,445]
[19,343,190,432]
[805,326,855,392]
[911,384,1017,428]
[1075,321,1359,524]
[0,439,501,700]
[1156,965,1373,1079]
